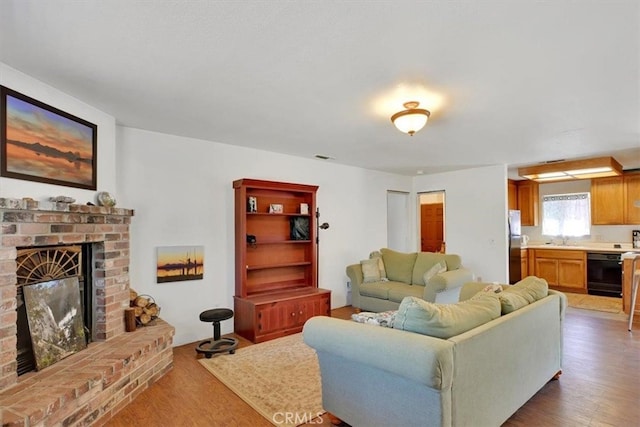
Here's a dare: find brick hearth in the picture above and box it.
[0,198,175,426]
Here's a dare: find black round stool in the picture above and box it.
[196,308,239,358]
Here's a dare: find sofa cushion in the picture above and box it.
[359,282,392,299]
[412,252,445,285]
[393,294,501,339]
[369,251,388,279]
[361,259,382,283]
[499,276,549,314]
[381,248,417,284]
[388,284,425,303]
[442,254,462,270]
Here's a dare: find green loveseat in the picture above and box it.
[347,248,474,312]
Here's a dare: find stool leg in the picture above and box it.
[213,321,221,341]
[628,265,639,331]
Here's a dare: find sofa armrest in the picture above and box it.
[346,263,364,308]
[303,316,454,390]
[423,268,474,301]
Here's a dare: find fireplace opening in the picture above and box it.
[15,244,93,376]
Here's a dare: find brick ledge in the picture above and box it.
[0,198,134,217]
[0,319,174,426]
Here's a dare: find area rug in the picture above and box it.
[565,292,623,314]
[198,333,324,426]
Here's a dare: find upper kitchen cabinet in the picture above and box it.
[508,180,518,211]
[591,176,624,224]
[516,180,539,226]
[591,173,640,225]
[624,174,640,224]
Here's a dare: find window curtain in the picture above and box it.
[542,193,590,237]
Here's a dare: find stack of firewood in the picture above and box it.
[129,289,160,325]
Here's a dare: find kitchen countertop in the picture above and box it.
[524,243,640,254]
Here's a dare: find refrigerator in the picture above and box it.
[508,210,522,284]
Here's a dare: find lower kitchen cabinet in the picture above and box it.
[532,249,586,292]
[521,249,528,279]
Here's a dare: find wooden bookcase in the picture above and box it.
[233,178,331,343]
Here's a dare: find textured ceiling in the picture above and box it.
[1,0,638,177]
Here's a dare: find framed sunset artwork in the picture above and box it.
[0,86,97,190]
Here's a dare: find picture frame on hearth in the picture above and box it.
[23,277,87,370]
[0,85,97,190]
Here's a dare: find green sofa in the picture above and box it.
[304,280,566,427]
[347,248,474,311]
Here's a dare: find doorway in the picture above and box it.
[419,191,445,253]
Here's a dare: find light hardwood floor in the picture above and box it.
[107,305,640,427]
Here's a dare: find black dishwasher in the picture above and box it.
[586,252,622,297]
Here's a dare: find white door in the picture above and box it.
[387,191,410,251]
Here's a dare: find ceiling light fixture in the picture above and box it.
[391,101,431,136]
[518,156,623,182]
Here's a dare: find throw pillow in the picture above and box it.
[360,259,381,283]
[369,251,388,280]
[351,310,397,327]
[499,276,549,314]
[498,292,530,314]
[380,248,417,284]
[392,295,501,339]
[482,283,503,294]
[422,261,447,284]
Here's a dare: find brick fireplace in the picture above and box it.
[0,198,175,426]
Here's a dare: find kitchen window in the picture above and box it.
[542,192,591,237]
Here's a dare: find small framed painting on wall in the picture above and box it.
[156,246,204,283]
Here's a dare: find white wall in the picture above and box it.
[522,179,639,245]
[116,126,412,345]
[413,165,509,283]
[0,63,117,201]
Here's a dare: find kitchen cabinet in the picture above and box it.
[624,174,640,224]
[508,180,518,211]
[531,249,586,292]
[591,173,640,225]
[516,181,539,226]
[233,178,331,343]
[622,258,640,316]
[521,248,528,278]
[591,176,624,224]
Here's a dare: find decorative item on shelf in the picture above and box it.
[96,191,116,207]
[269,203,283,213]
[247,234,257,247]
[49,195,76,203]
[300,203,309,215]
[290,217,310,240]
[248,196,257,213]
[129,289,161,326]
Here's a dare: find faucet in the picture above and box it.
[562,236,569,246]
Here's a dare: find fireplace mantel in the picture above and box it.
[0,197,175,426]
